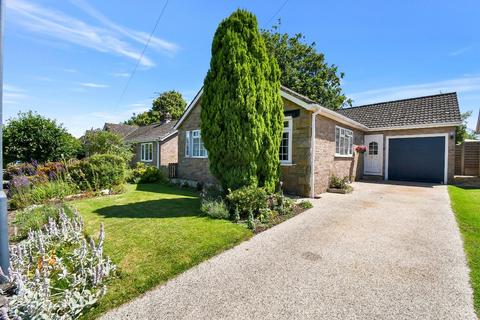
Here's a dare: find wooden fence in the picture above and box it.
[455,141,480,176]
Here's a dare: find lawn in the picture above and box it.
[449,185,480,315]
[73,183,252,319]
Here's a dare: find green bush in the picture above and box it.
[298,200,313,209]
[12,203,74,241]
[200,199,230,219]
[127,162,165,184]
[329,175,350,190]
[9,180,78,210]
[226,185,268,218]
[69,154,126,191]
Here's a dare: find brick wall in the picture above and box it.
[131,141,159,168]
[177,101,218,184]
[369,126,457,183]
[159,134,178,175]
[313,115,364,195]
[280,101,312,196]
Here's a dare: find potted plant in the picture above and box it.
[354,145,367,153]
[327,175,353,194]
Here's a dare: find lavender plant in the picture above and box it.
[0,209,116,319]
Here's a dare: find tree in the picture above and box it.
[125,90,187,126]
[3,111,81,164]
[201,9,283,192]
[261,22,350,110]
[456,111,478,143]
[81,130,133,162]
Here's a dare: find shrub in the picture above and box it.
[298,200,313,209]
[69,154,126,191]
[127,162,165,184]
[226,185,268,218]
[9,180,78,210]
[0,210,116,319]
[329,175,350,190]
[12,203,74,241]
[200,199,230,219]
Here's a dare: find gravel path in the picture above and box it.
[101,182,476,320]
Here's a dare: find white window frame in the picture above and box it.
[280,116,293,165]
[335,125,354,157]
[185,130,208,159]
[141,142,153,162]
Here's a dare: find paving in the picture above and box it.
[102,182,476,320]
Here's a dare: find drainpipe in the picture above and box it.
[157,140,160,169]
[310,109,322,198]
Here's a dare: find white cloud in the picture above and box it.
[59,104,149,137]
[63,68,77,73]
[7,0,179,68]
[79,82,109,88]
[110,72,130,78]
[449,46,471,57]
[3,84,28,104]
[32,75,53,82]
[348,76,480,105]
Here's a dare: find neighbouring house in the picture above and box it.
[103,120,178,174]
[476,111,480,133]
[173,86,461,197]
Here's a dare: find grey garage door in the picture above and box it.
[388,136,445,183]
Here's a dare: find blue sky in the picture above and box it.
[5,0,480,136]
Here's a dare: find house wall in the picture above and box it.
[131,141,159,168]
[280,101,312,196]
[368,126,457,183]
[177,101,218,184]
[313,115,364,195]
[159,135,178,175]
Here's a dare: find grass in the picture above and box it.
[73,183,252,319]
[449,185,480,315]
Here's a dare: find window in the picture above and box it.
[279,117,292,164]
[335,126,353,157]
[185,130,208,158]
[368,141,378,155]
[141,143,153,162]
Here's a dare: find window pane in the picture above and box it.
[279,132,289,161]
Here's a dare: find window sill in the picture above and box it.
[280,162,295,166]
[334,154,354,159]
[141,160,153,162]
[185,156,208,159]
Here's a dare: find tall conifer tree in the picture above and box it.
[201,9,283,192]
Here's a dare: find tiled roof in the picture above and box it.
[280,85,317,104]
[104,123,138,138]
[336,92,461,128]
[104,121,177,143]
[124,121,178,142]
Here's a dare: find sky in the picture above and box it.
[5,0,480,137]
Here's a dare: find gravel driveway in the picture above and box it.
[102,182,476,320]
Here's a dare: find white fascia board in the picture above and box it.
[160,130,178,142]
[174,88,203,130]
[367,121,462,132]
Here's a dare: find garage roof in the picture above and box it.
[337,92,461,129]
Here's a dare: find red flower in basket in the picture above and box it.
[354,145,367,153]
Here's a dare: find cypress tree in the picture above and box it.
[201,9,283,192]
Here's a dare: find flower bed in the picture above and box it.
[0,210,116,319]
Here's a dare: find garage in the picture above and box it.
[386,135,447,184]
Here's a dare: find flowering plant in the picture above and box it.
[354,145,367,153]
[0,209,116,319]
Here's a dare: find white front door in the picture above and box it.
[364,134,384,176]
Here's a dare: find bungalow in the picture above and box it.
[173,86,461,197]
[103,120,178,174]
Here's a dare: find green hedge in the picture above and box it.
[69,154,126,191]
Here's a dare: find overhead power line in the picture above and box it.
[114,0,169,111]
[263,0,289,29]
